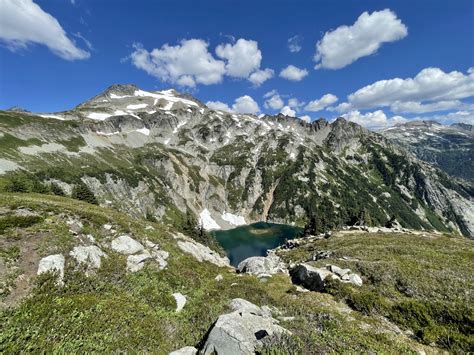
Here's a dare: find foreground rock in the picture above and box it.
[290,263,363,291]
[174,233,230,267]
[201,298,289,354]
[111,235,144,254]
[237,254,286,277]
[69,245,106,270]
[37,254,65,284]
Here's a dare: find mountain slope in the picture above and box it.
[1,193,471,352]
[381,120,474,183]
[0,85,473,237]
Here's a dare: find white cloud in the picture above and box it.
[206,101,232,112]
[280,106,296,117]
[288,98,305,110]
[131,37,272,86]
[300,115,311,123]
[342,110,407,130]
[232,95,260,114]
[288,35,302,53]
[264,91,284,110]
[279,65,308,81]
[130,40,226,87]
[249,68,274,86]
[390,100,466,114]
[304,94,338,112]
[0,0,90,60]
[314,9,407,69]
[216,38,262,78]
[338,67,474,112]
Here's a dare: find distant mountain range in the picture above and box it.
[0,84,472,237]
[381,120,473,183]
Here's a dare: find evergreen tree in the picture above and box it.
[71,181,98,205]
[50,182,65,196]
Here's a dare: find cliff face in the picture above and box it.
[1,85,472,236]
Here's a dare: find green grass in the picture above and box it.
[279,231,474,351]
[0,193,438,353]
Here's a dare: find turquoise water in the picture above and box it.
[212,222,302,266]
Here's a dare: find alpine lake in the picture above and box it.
[212,222,302,266]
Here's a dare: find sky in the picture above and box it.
[0,0,473,129]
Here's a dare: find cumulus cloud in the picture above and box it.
[232,95,260,114]
[288,35,302,53]
[130,40,226,87]
[206,95,260,114]
[0,0,90,60]
[216,38,261,78]
[337,67,474,112]
[249,68,274,86]
[314,9,407,69]
[279,65,308,81]
[300,115,312,123]
[342,110,407,130]
[131,37,272,87]
[288,98,305,110]
[304,94,338,111]
[206,101,232,112]
[280,106,296,117]
[263,90,284,110]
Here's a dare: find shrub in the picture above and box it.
[71,181,98,205]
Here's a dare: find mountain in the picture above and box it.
[381,120,474,183]
[0,84,473,237]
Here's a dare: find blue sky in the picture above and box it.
[0,0,473,128]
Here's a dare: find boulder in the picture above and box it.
[327,264,351,278]
[237,254,286,277]
[290,264,335,292]
[151,249,169,270]
[127,251,152,272]
[177,240,229,267]
[173,292,187,312]
[202,299,288,355]
[169,346,198,355]
[37,254,65,284]
[111,235,144,255]
[341,272,363,286]
[69,245,106,269]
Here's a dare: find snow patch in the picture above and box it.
[96,131,120,136]
[221,212,246,226]
[87,112,112,121]
[199,209,221,230]
[40,114,65,120]
[136,127,150,136]
[127,103,148,110]
[110,93,130,99]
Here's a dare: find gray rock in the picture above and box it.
[173,292,187,312]
[202,299,289,355]
[151,249,169,270]
[237,254,286,277]
[289,263,335,292]
[341,272,363,286]
[327,264,351,278]
[126,251,152,272]
[177,239,229,267]
[37,254,65,284]
[169,346,198,355]
[111,235,144,255]
[69,245,106,269]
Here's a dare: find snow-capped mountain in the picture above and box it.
[1,85,473,237]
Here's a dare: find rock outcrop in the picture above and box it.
[111,235,145,254]
[69,245,106,270]
[290,263,363,291]
[237,254,286,277]
[174,233,230,267]
[37,254,65,284]
[201,298,289,355]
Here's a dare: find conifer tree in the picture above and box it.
[71,181,98,205]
